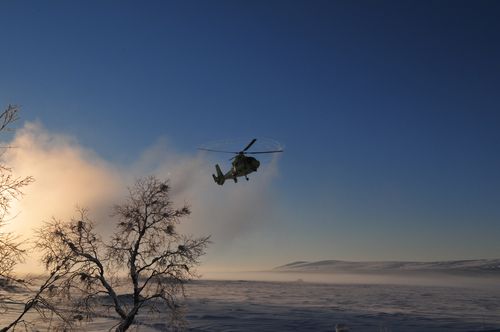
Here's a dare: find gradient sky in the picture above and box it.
[1,1,500,268]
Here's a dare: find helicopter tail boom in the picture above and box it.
[213,164,225,185]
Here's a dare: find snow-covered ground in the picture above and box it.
[1,274,500,331]
[184,279,500,332]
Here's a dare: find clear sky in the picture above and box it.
[1,1,500,269]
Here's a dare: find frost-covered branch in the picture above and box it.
[36,177,210,331]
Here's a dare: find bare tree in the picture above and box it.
[0,105,34,283]
[0,105,38,331]
[37,177,210,331]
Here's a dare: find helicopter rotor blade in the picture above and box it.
[245,150,284,154]
[242,138,257,152]
[197,148,238,154]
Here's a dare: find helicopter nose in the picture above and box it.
[253,159,260,171]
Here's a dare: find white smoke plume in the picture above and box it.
[3,122,122,235]
[2,122,280,272]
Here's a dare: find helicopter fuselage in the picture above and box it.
[231,154,260,178]
[212,154,260,185]
[202,138,281,185]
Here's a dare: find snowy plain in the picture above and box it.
[1,265,500,331]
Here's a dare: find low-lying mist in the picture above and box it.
[199,270,500,290]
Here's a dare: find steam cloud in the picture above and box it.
[2,122,280,271]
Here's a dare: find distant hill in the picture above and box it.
[273,259,500,274]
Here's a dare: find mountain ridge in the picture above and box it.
[273,259,500,273]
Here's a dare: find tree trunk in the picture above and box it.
[115,317,134,332]
[115,308,139,332]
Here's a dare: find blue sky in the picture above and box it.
[1,1,500,265]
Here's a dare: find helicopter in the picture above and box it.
[198,138,283,185]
